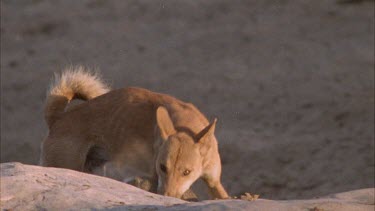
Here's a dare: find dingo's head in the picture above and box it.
[155,106,217,198]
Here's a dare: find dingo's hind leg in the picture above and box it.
[40,137,89,171]
[83,145,109,173]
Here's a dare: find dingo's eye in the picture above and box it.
[160,164,167,173]
[183,170,191,176]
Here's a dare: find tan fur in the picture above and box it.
[40,68,229,199]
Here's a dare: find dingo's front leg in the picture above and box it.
[203,177,229,199]
[202,157,229,199]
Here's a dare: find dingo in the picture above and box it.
[40,67,229,199]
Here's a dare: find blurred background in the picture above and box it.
[1,0,374,199]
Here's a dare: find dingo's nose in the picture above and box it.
[163,191,173,196]
[163,191,181,198]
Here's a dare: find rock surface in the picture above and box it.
[1,162,374,211]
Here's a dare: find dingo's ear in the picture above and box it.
[156,106,176,140]
[195,118,217,143]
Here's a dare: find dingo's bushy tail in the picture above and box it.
[45,66,110,128]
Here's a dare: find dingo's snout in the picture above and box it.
[163,190,182,198]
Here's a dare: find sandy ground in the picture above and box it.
[1,0,374,200]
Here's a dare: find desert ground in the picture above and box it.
[1,0,374,200]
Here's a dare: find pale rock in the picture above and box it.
[1,163,374,211]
